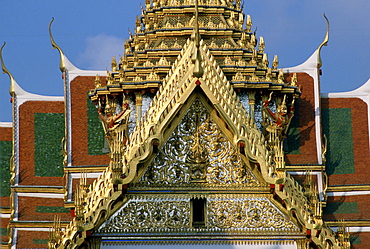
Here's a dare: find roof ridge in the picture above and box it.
[125,38,194,162]
[51,30,341,249]
[195,40,287,185]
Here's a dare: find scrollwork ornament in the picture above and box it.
[99,199,190,233]
[139,99,259,186]
[207,198,297,231]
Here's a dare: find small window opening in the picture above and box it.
[191,198,206,228]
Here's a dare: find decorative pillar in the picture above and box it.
[295,239,309,249]
[247,91,256,119]
[135,92,143,125]
[86,237,101,249]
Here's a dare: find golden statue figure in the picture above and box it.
[262,92,294,139]
[98,102,129,130]
[98,101,131,148]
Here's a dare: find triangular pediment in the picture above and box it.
[93,41,303,242]
[52,2,345,247]
[58,38,310,247]
[123,39,282,185]
[53,37,342,249]
[134,96,263,188]
[55,35,339,249]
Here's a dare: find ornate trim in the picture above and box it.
[51,27,348,249]
[97,194,299,235]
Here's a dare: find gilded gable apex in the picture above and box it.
[49,0,349,247]
[120,38,287,185]
[134,97,262,188]
[52,34,340,249]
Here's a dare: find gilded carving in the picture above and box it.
[98,195,299,234]
[98,198,190,232]
[139,99,259,186]
[208,197,298,230]
[98,100,131,140]
[262,92,295,140]
[48,0,349,246]
[232,71,246,81]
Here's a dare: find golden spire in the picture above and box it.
[262,53,268,68]
[192,0,203,78]
[194,0,200,48]
[48,18,66,72]
[111,56,118,72]
[258,36,265,53]
[246,15,252,33]
[0,42,16,96]
[317,14,330,69]
[272,55,279,70]
[95,75,102,88]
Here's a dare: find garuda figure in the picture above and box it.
[98,101,131,149]
[262,92,295,140]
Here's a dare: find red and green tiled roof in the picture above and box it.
[322,108,355,175]
[321,97,370,185]
[0,140,11,197]
[87,93,107,156]
[34,112,64,177]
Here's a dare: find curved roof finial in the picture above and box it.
[49,18,66,72]
[0,42,16,96]
[317,14,330,68]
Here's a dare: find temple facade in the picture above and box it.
[1,0,369,248]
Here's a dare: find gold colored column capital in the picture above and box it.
[134,91,143,105]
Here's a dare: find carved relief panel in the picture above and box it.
[98,197,191,233]
[97,195,299,234]
[207,197,298,230]
[137,98,260,186]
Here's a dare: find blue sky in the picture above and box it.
[1,0,370,122]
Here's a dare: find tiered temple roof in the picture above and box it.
[89,0,300,99]
[3,0,370,248]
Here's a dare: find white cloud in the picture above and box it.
[77,33,125,70]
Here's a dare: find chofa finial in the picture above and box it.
[0,42,16,96]
[48,18,66,73]
[317,14,330,68]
